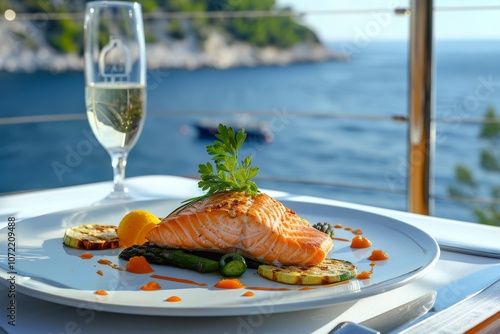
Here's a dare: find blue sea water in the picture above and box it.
[1,40,500,223]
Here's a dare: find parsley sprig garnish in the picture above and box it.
[182,124,259,207]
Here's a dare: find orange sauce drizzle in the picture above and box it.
[246,286,291,291]
[96,270,103,276]
[140,281,162,291]
[97,259,111,265]
[80,253,94,259]
[344,227,363,235]
[242,291,255,297]
[332,237,350,242]
[166,296,182,302]
[350,235,372,248]
[368,249,389,261]
[150,274,208,287]
[334,224,343,228]
[214,278,246,289]
[94,289,108,296]
[356,261,376,279]
[97,259,124,271]
[298,286,315,291]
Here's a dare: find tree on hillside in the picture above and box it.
[206,0,319,48]
[12,0,319,53]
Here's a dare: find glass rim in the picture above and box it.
[85,1,141,9]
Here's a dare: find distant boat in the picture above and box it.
[193,119,274,143]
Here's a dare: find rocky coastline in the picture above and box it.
[0,22,346,73]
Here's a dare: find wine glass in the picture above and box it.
[84,1,146,202]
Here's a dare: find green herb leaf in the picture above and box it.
[181,124,259,208]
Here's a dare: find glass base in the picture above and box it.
[92,186,133,206]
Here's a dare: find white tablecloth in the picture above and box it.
[1,175,499,334]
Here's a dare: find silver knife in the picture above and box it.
[330,264,500,334]
[330,292,436,334]
[393,264,500,333]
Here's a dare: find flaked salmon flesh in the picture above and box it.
[146,191,333,266]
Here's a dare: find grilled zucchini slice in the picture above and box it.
[63,224,119,250]
[257,259,357,285]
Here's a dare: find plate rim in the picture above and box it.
[0,197,440,316]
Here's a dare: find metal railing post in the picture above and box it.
[408,0,434,215]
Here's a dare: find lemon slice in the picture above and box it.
[117,210,160,247]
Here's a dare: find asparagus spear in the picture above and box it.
[119,244,219,273]
[180,249,262,269]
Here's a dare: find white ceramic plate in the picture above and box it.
[0,198,439,316]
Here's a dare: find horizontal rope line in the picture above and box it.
[2,6,499,21]
[434,6,500,12]
[181,174,406,196]
[258,177,500,205]
[432,193,500,205]
[253,177,500,205]
[0,113,86,125]
[255,176,406,195]
[184,174,500,205]
[2,174,498,207]
[2,111,499,126]
[0,111,399,125]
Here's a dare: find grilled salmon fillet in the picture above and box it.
[146,191,333,266]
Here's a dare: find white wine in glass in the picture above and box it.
[84,1,146,202]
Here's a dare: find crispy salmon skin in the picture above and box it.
[146,191,333,265]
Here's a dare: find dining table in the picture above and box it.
[1,175,499,334]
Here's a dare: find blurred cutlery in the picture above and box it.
[331,264,500,333]
[396,264,500,333]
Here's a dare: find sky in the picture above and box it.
[277,0,500,42]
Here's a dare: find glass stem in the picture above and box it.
[110,150,129,196]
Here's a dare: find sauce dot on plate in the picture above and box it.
[214,278,245,289]
[350,235,372,248]
[356,271,372,279]
[80,253,94,259]
[368,249,389,261]
[140,281,162,291]
[166,296,182,302]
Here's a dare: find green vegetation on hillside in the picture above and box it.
[7,0,320,54]
[47,18,83,53]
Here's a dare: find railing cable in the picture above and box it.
[2,111,500,126]
[2,6,500,21]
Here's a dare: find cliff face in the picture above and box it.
[0,22,344,73]
[0,0,349,73]
[147,28,344,70]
